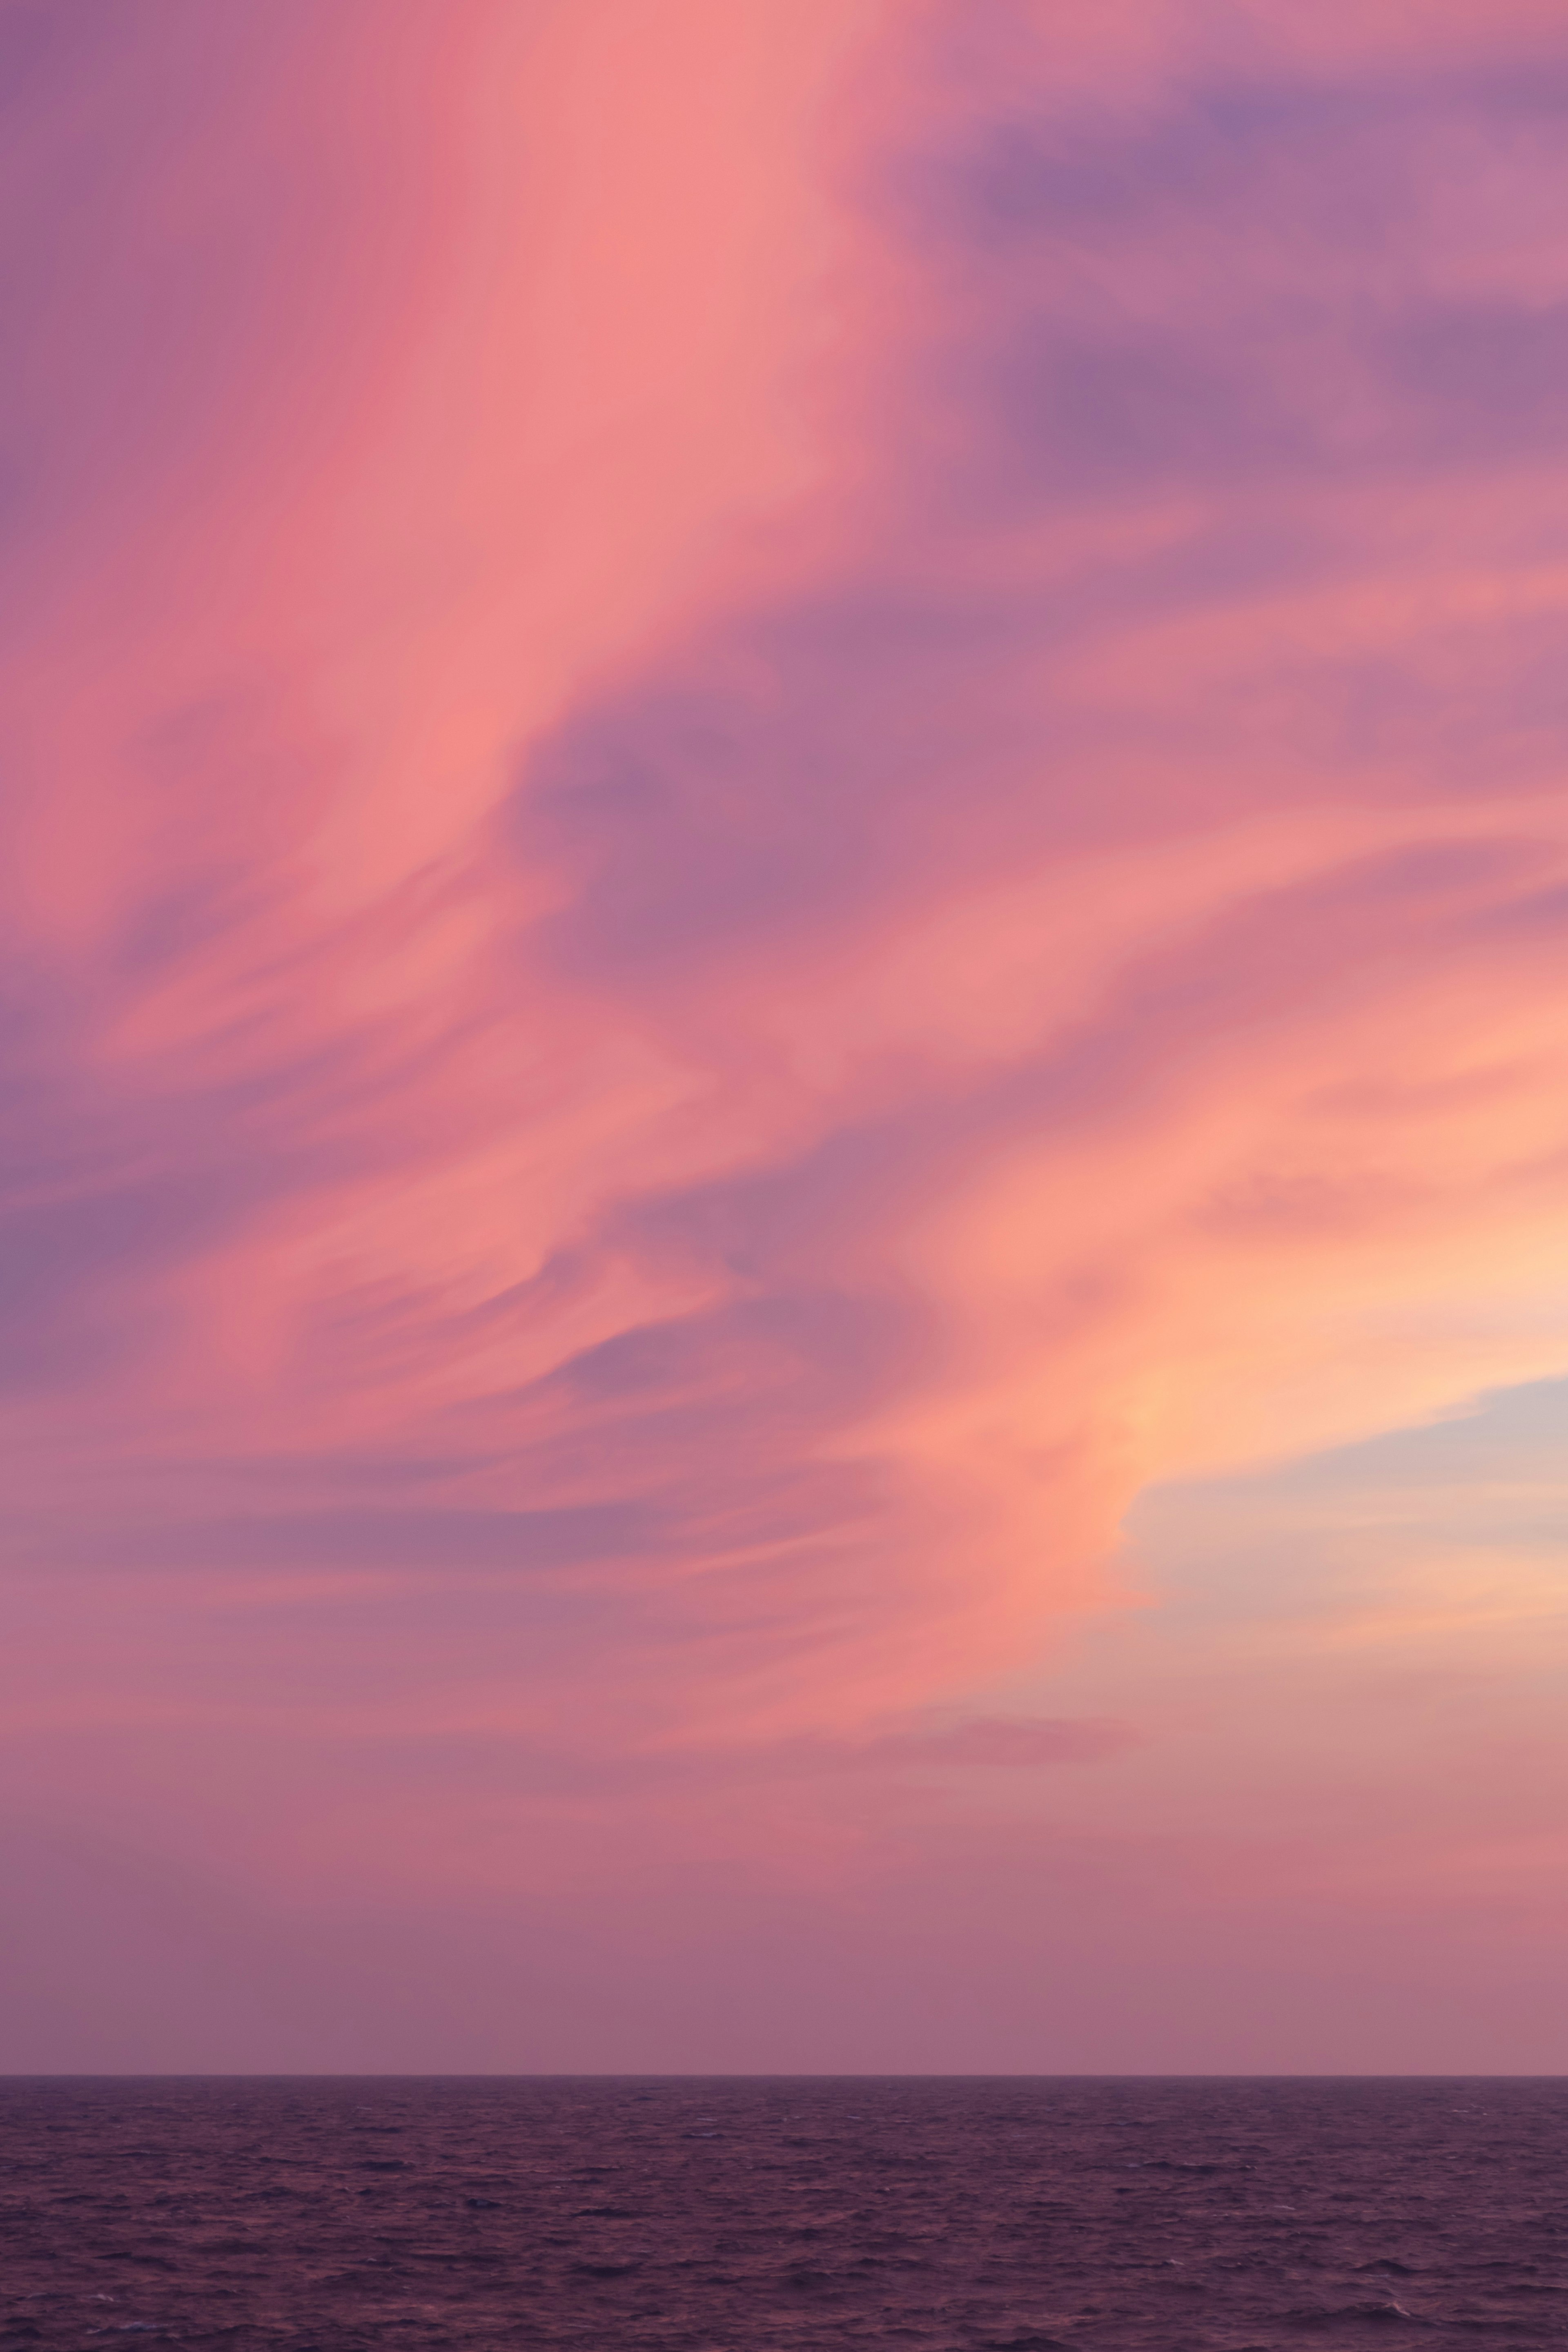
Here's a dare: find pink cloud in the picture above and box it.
[4,0,1568,2065]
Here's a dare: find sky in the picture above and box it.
[4,0,1568,2073]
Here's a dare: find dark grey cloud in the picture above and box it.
[904,64,1568,501]
[513,590,1022,978]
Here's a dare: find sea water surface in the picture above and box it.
[1,2076,1564,2348]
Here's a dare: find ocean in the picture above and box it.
[1,2076,1563,2347]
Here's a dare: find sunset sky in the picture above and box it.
[5,0,1568,2072]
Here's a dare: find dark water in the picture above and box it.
[2,2078,1565,2349]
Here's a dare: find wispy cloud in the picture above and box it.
[5,0,1568,2065]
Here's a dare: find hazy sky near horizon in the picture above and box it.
[5,0,1568,2071]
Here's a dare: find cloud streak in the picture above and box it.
[4,0,1568,2065]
